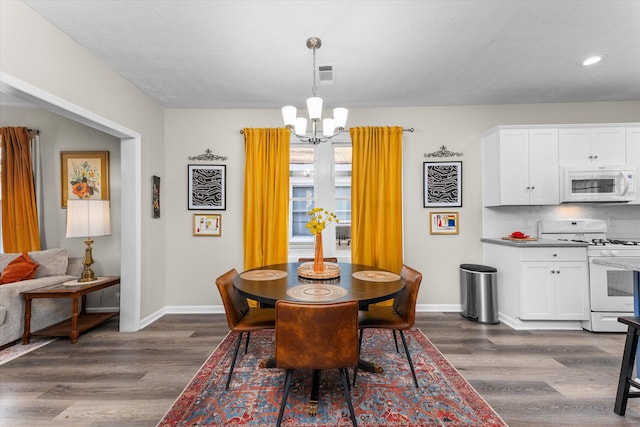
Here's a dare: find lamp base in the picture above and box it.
[78,237,98,282]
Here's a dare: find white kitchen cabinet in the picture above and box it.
[520,261,589,320]
[483,242,589,328]
[558,127,626,166]
[627,126,640,205]
[482,128,559,206]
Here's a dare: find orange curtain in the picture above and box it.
[1,127,41,252]
[242,128,290,270]
[350,126,403,273]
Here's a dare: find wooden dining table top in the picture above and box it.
[233,262,405,307]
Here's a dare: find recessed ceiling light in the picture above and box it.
[582,55,605,66]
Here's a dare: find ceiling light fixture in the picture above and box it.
[282,37,348,144]
[582,55,605,66]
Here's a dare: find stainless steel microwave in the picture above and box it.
[561,166,636,203]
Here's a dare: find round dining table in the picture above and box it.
[233,261,406,416]
[233,262,405,309]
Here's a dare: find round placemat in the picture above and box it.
[239,270,288,281]
[286,284,348,302]
[352,270,401,282]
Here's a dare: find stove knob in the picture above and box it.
[601,250,611,256]
[611,250,618,256]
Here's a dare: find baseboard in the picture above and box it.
[498,312,585,330]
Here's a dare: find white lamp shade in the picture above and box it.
[66,199,112,238]
[333,107,348,129]
[282,106,297,127]
[294,117,307,135]
[306,97,323,121]
[323,118,335,136]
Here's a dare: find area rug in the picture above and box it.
[158,329,506,426]
[0,338,57,366]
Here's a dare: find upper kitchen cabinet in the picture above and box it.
[482,128,559,206]
[627,126,640,205]
[558,127,626,166]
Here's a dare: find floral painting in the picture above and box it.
[61,151,110,208]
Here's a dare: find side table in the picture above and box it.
[21,276,120,344]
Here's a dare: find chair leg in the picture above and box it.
[244,331,251,354]
[392,330,400,353]
[340,368,358,427]
[399,330,419,388]
[353,329,364,386]
[615,326,639,415]
[276,369,294,427]
[225,332,244,389]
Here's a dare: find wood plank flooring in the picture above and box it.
[1,312,639,426]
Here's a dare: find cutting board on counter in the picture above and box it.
[502,236,538,241]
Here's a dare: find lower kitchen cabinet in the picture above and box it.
[483,241,589,328]
[520,261,589,320]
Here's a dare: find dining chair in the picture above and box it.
[298,257,338,263]
[353,264,422,388]
[275,300,359,427]
[215,268,276,389]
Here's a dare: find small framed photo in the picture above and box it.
[152,175,161,218]
[193,214,221,236]
[423,161,462,208]
[188,164,226,210]
[430,212,459,235]
[60,151,110,208]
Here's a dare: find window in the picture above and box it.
[289,135,351,260]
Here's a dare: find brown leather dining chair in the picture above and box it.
[215,268,275,389]
[275,300,359,427]
[298,257,338,263]
[353,264,422,388]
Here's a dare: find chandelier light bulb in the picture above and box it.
[282,106,297,127]
[294,117,307,135]
[306,97,323,121]
[333,108,348,129]
[323,118,335,137]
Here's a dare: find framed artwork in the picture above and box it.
[430,212,459,235]
[193,214,221,236]
[423,161,462,208]
[152,175,161,218]
[188,164,226,210]
[60,151,110,208]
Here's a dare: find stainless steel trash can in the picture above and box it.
[460,264,499,324]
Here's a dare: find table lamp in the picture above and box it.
[66,199,111,282]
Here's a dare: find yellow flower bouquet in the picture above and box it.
[306,207,339,235]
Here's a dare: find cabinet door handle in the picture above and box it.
[593,155,598,159]
[531,186,535,190]
[552,253,558,257]
[588,155,593,159]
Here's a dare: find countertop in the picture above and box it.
[481,238,590,248]
[592,257,640,271]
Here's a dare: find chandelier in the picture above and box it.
[282,37,348,144]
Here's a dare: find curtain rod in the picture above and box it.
[28,128,40,134]
[239,127,414,134]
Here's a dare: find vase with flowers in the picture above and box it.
[306,207,338,273]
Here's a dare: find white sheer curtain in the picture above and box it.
[30,133,46,249]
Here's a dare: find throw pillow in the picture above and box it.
[29,248,69,278]
[0,252,39,284]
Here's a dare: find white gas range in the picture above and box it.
[539,219,640,332]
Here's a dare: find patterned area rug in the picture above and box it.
[158,329,507,426]
[0,338,57,366]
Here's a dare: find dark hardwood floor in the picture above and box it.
[1,312,639,426]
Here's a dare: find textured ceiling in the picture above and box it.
[12,0,640,109]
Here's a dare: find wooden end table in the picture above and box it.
[21,276,120,344]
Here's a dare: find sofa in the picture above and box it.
[0,248,83,347]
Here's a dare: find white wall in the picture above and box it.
[165,102,640,309]
[1,1,166,322]
[0,107,122,307]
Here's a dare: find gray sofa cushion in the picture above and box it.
[30,248,69,278]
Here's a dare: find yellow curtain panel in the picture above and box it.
[350,126,403,274]
[242,128,290,270]
[0,127,41,252]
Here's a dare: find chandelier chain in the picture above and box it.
[311,44,317,97]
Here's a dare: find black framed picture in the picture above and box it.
[423,161,462,207]
[188,164,226,210]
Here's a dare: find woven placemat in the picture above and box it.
[239,270,288,281]
[352,270,401,282]
[286,284,348,302]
